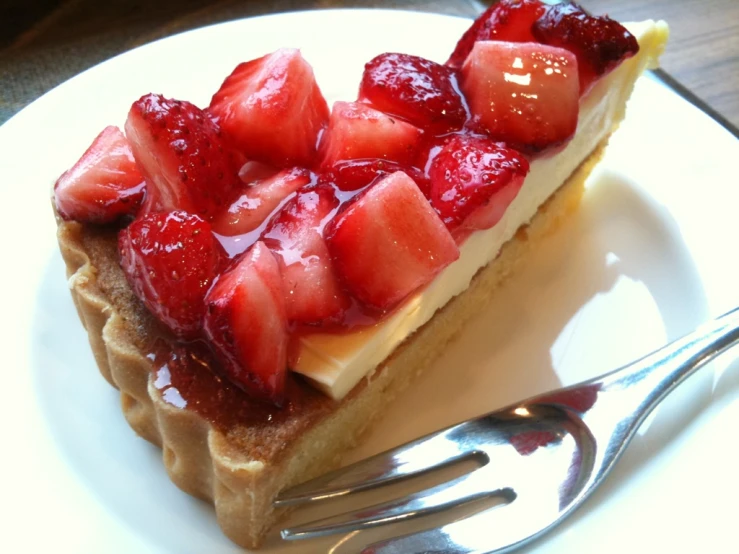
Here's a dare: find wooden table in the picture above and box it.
[1,0,737,129]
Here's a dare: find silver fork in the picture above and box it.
[274,307,739,553]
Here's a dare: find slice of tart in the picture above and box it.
[53,2,668,548]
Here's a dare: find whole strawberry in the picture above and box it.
[125,93,243,220]
[119,211,225,339]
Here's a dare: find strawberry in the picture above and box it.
[325,171,459,311]
[427,135,529,234]
[318,101,423,168]
[211,167,312,236]
[319,158,429,193]
[532,2,639,94]
[446,0,547,69]
[118,211,224,339]
[203,241,289,405]
[460,41,579,151]
[262,183,350,324]
[358,53,467,134]
[209,48,330,168]
[54,126,145,223]
[125,94,242,220]
[238,160,279,184]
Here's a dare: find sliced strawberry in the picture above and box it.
[446,0,547,68]
[460,41,579,151]
[125,94,242,220]
[211,167,312,236]
[358,53,467,134]
[203,241,288,405]
[318,101,423,168]
[319,158,429,193]
[262,184,350,324]
[54,126,145,223]
[209,48,330,168]
[118,211,224,339]
[427,135,529,235]
[532,2,639,94]
[325,171,459,311]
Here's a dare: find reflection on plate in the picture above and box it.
[1,9,739,554]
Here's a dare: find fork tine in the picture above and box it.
[357,500,537,554]
[280,470,512,540]
[274,421,483,507]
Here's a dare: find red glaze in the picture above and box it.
[118,211,224,339]
[359,53,468,134]
[54,126,145,223]
[150,339,333,430]
[261,183,351,325]
[533,2,639,95]
[461,41,580,151]
[209,48,330,168]
[203,241,290,405]
[319,158,429,193]
[427,135,529,234]
[125,94,243,220]
[447,0,547,68]
[325,171,459,311]
[318,101,423,167]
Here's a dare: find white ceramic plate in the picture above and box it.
[2,9,738,554]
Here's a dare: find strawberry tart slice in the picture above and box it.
[53,2,668,549]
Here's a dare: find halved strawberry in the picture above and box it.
[460,41,579,151]
[54,126,145,223]
[209,48,330,168]
[325,171,459,311]
[446,0,547,68]
[532,2,639,94]
[319,158,429,193]
[358,53,467,134]
[118,211,224,339]
[125,94,242,220]
[262,183,349,324]
[211,167,312,236]
[318,101,423,168]
[427,135,529,235]
[203,241,289,405]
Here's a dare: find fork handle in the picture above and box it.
[578,306,739,478]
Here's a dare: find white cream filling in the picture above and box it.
[293,21,668,400]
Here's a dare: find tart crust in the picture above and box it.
[55,139,603,548]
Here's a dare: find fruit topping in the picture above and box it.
[54,126,145,224]
[118,211,224,339]
[318,101,423,168]
[203,241,289,405]
[209,48,330,168]
[359,53,467,134]
[427,135,529,234]
[212,167,312,236]
[532,2,639,94]
[262,184,349,325]
[319,158,429,193]
[447,0,547,69]
[125,94,243,219]
[325,171,459,311]
[460,41,579,151]
[238,160,279,184]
